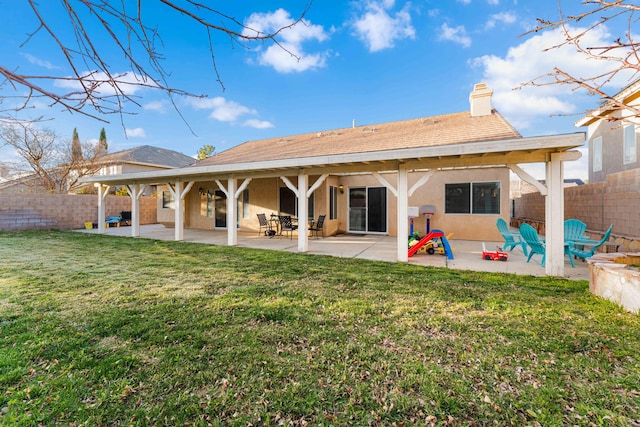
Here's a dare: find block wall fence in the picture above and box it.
[0,194,157,231]
[512,169,640,251]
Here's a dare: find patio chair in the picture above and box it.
[564,219,588,243]
[520,223,575,268]
[519,223,546,265]
[120,211,132,226]
[309,214,326,239]
[278,215,298,239]
[568,225,613,261]
[496,218,528,256]
[257,213,272,236]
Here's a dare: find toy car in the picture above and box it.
[482,243,508,261]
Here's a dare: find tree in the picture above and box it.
[71,128,82,162]
[0,3,310,124]
[0,121,104,193]
[522,1,640,120]
[196,144,216,160]
[98,128,108,155]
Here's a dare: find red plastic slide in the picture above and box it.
[408,230,444,257]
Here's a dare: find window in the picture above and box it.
[162,190,175,209]
[445,182,500,214]
[593,136,602,172]
[445,183,470,213]
[279,187,314,219]
[242,189,250,219]
[206,191,213,218]
[623,125,637,165]
[329,186,338,220]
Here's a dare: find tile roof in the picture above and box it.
[100,145,196,168]
[196,110,521,167]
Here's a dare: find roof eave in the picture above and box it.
[80,132,585,186]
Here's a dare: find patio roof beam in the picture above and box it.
[78,133,585,187]
[308,174,328,196]
[409,170,435,197]
[235,178,252,199]
[508,164,548,196]
[404,149,581,170]
[373,171,398,198]
[280,176,299,198]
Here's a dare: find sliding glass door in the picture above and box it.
[348,186,387,233]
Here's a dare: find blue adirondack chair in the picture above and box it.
[496,218,528,256]
[568,225,613,261]
[520,223,575,268]
[519,223,546,265]
[564,219,588,243]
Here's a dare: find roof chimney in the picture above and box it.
[469,83,493,117]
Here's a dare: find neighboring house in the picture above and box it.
[0,145,195,194]
[575,79,640,183]
[82,83,585,276]
[95,145,196,177]
[92,145,196,195]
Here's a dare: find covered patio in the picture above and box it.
[81,85,586,277]
[79,223,589,280]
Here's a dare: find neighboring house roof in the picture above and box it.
[99,145,196,168]
[576,79,640,127]
[196,111,521,167]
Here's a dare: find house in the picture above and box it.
[0,145,195,194]
[81,83,585,276]
[95,145,196,176]
[91,145,196,195]
[575,79,640,183]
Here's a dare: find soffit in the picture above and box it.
[81,132,585,186]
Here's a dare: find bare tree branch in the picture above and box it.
[519,0,640,120]
[1,1,311,126]
[0,119,107,193]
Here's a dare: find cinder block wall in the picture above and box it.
[512,169,640,250]
[0,194,157,231]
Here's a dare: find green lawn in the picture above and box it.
[1,231,638,426]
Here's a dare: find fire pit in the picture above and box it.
[587,253,640,313]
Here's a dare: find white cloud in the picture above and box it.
[457,0,472,4]
[21,53,58,70]
[438,23,472,48]
[186,96,268,125]
[243,9,330,73]
[487,0,500,5]
[471,24,632,129]
[484,11,517,30]
[143,100,169,113]
[243,119,274,129]
[125,128,146,138]
[351,1,416,52]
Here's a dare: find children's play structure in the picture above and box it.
[408,230,454,259]
[407,205,454,259]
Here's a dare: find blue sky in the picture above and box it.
[0,1,634,179]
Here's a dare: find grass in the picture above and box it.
[0,230,638,426]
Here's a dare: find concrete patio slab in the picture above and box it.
[78,224,588,280]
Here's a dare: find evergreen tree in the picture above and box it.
[98,127,108,154]
[71,128,83,162]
